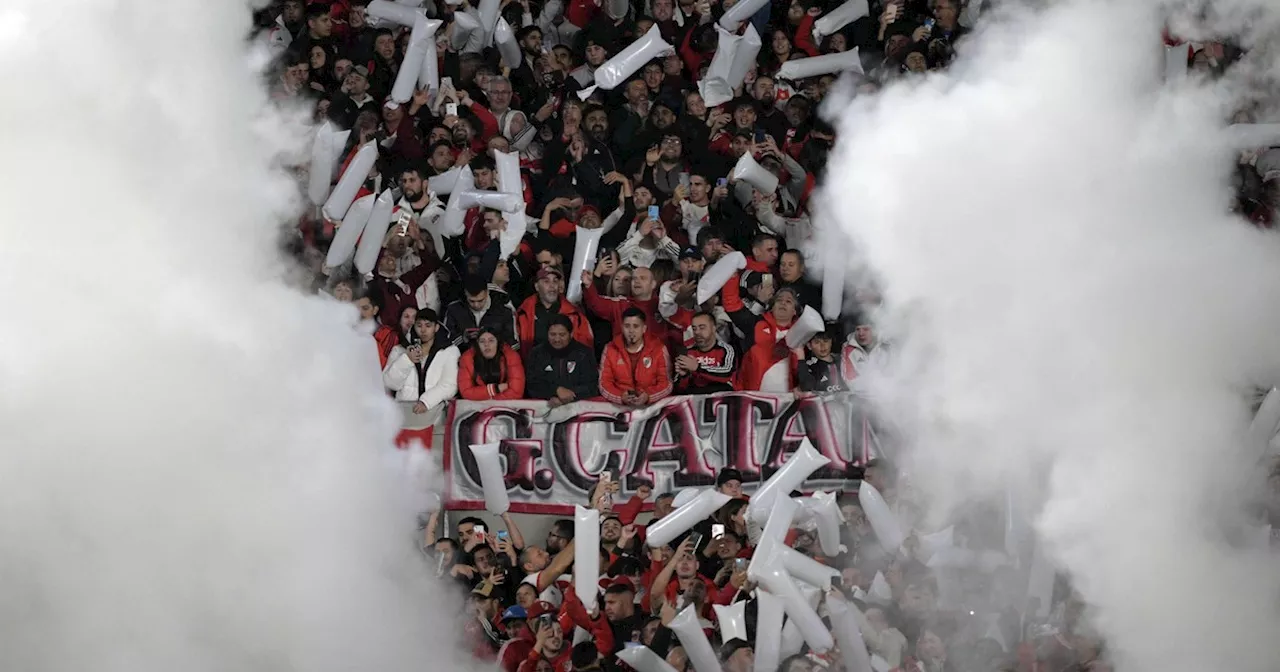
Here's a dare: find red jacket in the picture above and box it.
[498,629,535,672]
[458,346,526,400]
[599,333,673,405]
[516,295,594,352]
[720,256,774,313]
[740,313,798,391]
[582,282,661,339]
[373,324,398,369]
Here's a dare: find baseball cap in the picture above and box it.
[716,467,744,487]
[536,266,564,281]
[502,605,528,621]
[527,600,557,619]
[348,65,369,79]
[471,581,496,598]
[679,247,702,261]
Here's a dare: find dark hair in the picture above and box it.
[457,516,485,530]
[552,518,575,540]
[464,275,490,297]
[751,232,777,249]
[570,642,600,668]
[691,311,717,327]
[373,27,395,41]
[426,140,453,158]
[781,248,804,264]
[515,25,542,41]
[469,154,496,173]
[622,307,647,322]
[697,227,726,248]
[306,2,331,20]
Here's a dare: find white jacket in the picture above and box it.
[383,344,461,408]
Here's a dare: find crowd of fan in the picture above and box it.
[418,459,1104,672]
[256,0,1279,669]
[265,0,928,414]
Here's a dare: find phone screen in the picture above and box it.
[647,205,660,220]
[497,530,509,541]
[474,524,485,536]
[446,103,458,117]
[755,130,766,142]
[711,524,725,539]
[716,177,728,187]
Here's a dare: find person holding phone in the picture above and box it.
[598,308,673,408]
[616,210,681,268]
[382,309,460,417]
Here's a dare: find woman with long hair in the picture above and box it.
[457,327,526,400]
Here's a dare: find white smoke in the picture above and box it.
[824,0,1280,669]
[0,2,469,670]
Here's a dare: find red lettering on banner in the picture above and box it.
[705,394,784,480]
[632,398,717,488]
[551,411,630,492]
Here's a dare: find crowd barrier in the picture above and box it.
[402,391,887,516]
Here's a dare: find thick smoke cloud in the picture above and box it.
[0,1,467,670]
[823,0,1280,669]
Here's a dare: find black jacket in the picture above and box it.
[797,356,847,394]
[526,341,599,400]
[442,298,518,352]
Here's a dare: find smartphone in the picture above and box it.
[600,470,612,484]
[754,129,766,142]
[716,177,728,187]
[734,557,748,571]
[711,524,725,539]
[647,205,660,220]
[678,172,690,188]
[474,524,485,536]
[607,466,621,482]
[497,530,509,542]
[922,18,935,35]
[446,102,458,117]
[441,76,454,89]
[687,531,703,550]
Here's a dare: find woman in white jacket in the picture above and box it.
[383,309,460,422]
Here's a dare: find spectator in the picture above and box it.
[673,312,738,394]
[798,328,847,394]
[841,314,892,383]
[382,309,460,416]
[329,65,376,127]
[715,468,744,499]
[581,266,661,339]
[458,326,526,400]
[526,315,599,406]
[516,267,594,352]
[368,244,440,329]
[599,307,673,407]
[739,287,802,392]
[720,639,754,672]
[444,275,519,352]
[464,581,504,662]
[496,606,533,672]
[355,290,399,368]
[777,248,821,311]
[603,579,643,640]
